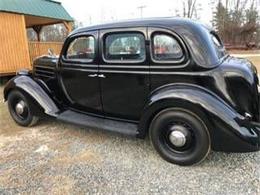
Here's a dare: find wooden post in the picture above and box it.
[32,25,42,41]
[63,21,73,33]
[32,25,42,59]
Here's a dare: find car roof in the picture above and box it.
[72,17,213,34]
[70,17,221,68]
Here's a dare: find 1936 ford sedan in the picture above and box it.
[4,18,260,166]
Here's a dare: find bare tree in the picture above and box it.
[182,0,198,18]
[213,0,259,47]
[27,23,72,42]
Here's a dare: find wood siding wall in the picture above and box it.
[0,12,31,76]
[28,42,63,64]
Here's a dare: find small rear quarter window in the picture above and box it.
[152,33,184,61]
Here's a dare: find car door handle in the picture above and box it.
[98,74,106,78]
[88,74,98,78]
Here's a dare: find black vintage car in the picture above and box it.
[4,18,260,166]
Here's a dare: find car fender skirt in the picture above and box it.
[139,85,259,152]
[4,75,59,117]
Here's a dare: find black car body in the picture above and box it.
[4,18,260,165]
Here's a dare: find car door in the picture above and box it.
[58,31,102,114]
[148,27,188,90]
[99,27,150,121]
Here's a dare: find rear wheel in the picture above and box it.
[7,90,39,127]
[149,108,211,166]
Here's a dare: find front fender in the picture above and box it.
[139,84,259,152]
[4,75,59,117]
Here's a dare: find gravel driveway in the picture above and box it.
[0,85,259,194]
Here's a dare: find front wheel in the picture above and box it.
[7,90,39,127]
[149,108,211,166]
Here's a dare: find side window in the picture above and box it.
[104,33,145,62]
[152,33,184,62]
[66,36,95,61]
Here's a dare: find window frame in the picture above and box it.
[63,34,96,64]
[150,31,187,65]
[102,31,146,64]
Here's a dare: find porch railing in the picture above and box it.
[28,41,63,65]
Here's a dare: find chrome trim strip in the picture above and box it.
[99,70,149,74]
[60,63,191,69]
[99,65,149,69]
[98,69,209,75]
[61,63,98,68]
[61,67,98,73]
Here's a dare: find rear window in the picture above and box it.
[211,33,226,59]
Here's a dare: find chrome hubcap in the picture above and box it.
[169,130,186,147]
[15,101,25,115]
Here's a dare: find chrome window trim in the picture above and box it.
[102,31,146,64]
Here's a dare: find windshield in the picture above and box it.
[210,33,227,59]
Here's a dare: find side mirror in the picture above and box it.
[48,48,55,56]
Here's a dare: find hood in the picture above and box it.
[33,55,59,68]
[33,55,58,80]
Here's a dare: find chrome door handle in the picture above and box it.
[98,74,106,78]
[88,74,97,77]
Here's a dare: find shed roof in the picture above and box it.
[0,0,73,22]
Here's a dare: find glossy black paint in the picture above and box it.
[59,30,102,114]
[139,83,260,151]
[99,27,150,120]
[4,18,260,152]
[4,74,59,116]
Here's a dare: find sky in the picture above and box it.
[59,0,215,27]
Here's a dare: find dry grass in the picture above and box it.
[245,56,260,70]
[228,49,260,54]
[229,50,260,71]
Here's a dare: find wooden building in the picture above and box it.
[0,0,73,76]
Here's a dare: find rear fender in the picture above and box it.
[4,75,59,117]
[139,84,258,151]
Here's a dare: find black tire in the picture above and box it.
[149,108,211,166]
[7,90,39,127]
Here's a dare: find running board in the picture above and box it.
[57,110,139,137]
